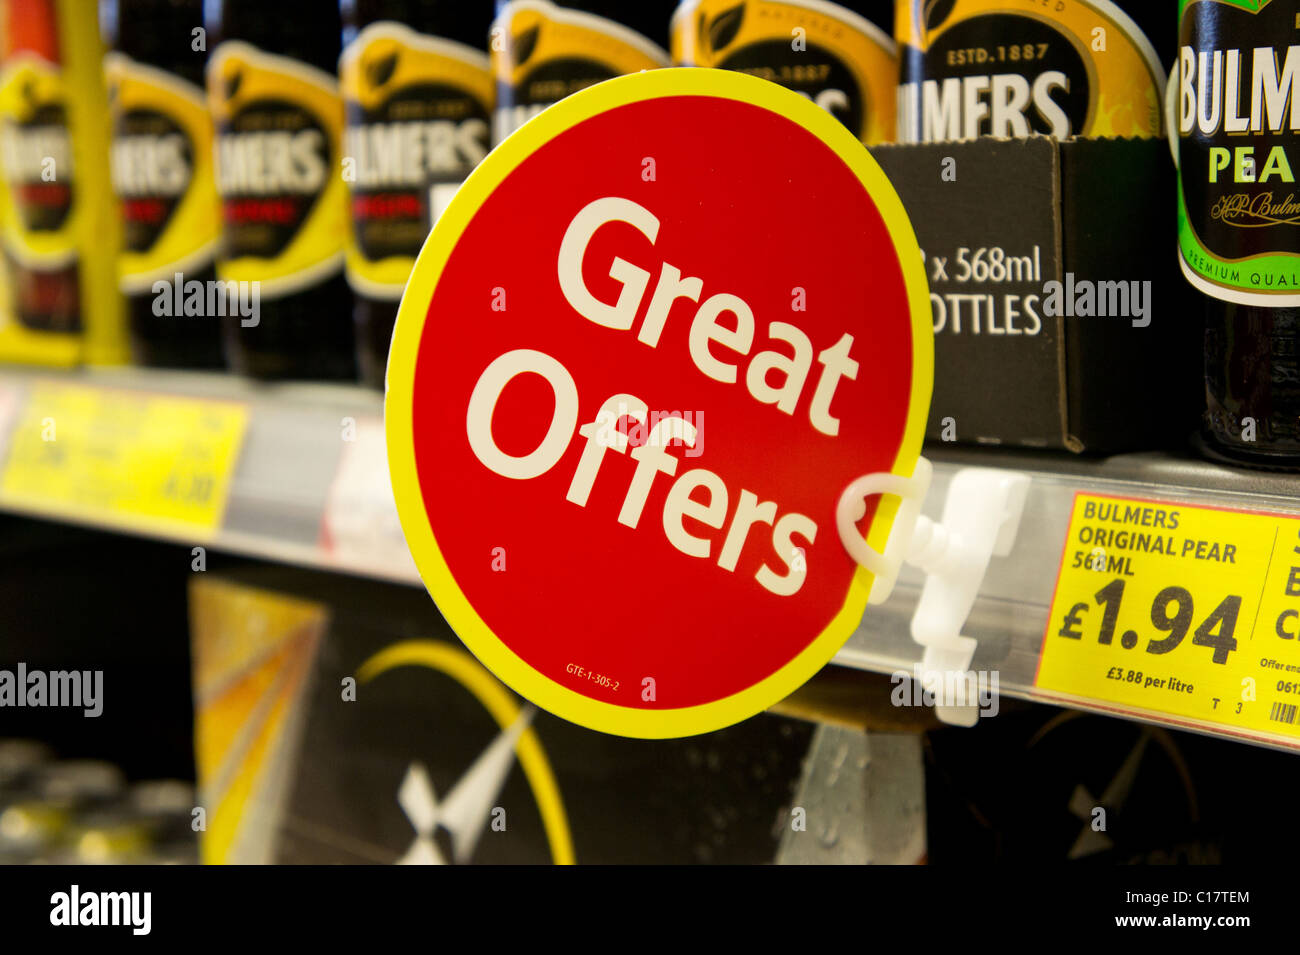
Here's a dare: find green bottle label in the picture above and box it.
[1177,0,1300,306]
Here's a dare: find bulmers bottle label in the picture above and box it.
[105,53,220,295]
[671,0,897,146]
[491,0,669,144]
[896,0,1165,143]
[341,22,492,301]
[0,50,80,332]
[1177,0,1300,307]
[208,41,345,298]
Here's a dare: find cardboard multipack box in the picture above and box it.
[873,138,1201,453]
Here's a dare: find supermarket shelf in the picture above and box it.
[1,364,1298,749]
[0,363,418,585]
[842,446,1300,753]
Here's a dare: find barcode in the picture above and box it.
[1269,702,1297,725]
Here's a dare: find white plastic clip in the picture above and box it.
[836,459,933,607]
[837,457,1031,727]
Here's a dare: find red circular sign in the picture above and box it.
[387,69,931,737]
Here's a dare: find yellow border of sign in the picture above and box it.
[385,67,933,739]
[358,640,575,865]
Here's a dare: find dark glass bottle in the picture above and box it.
[491,0,675,145]
[1,0,80,335]
[1179,0,1300,465]
[672,0,896,145]
[1203,308,1300,464]
[340,0,494,388]
[895,0,1170,143]
[206,0,356,380]
[103,0,224,368]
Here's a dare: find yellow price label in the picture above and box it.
[1037,493,1300,748]
[0,382,248,537]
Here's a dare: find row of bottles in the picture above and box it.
[100,0,906,384]
[89,2,1173,385]
[0,2,1289,469]
[0,739,197,864]
[0,1,1178,383]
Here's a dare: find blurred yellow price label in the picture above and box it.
[0,382,248,537]
[1037,494,1300,747]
